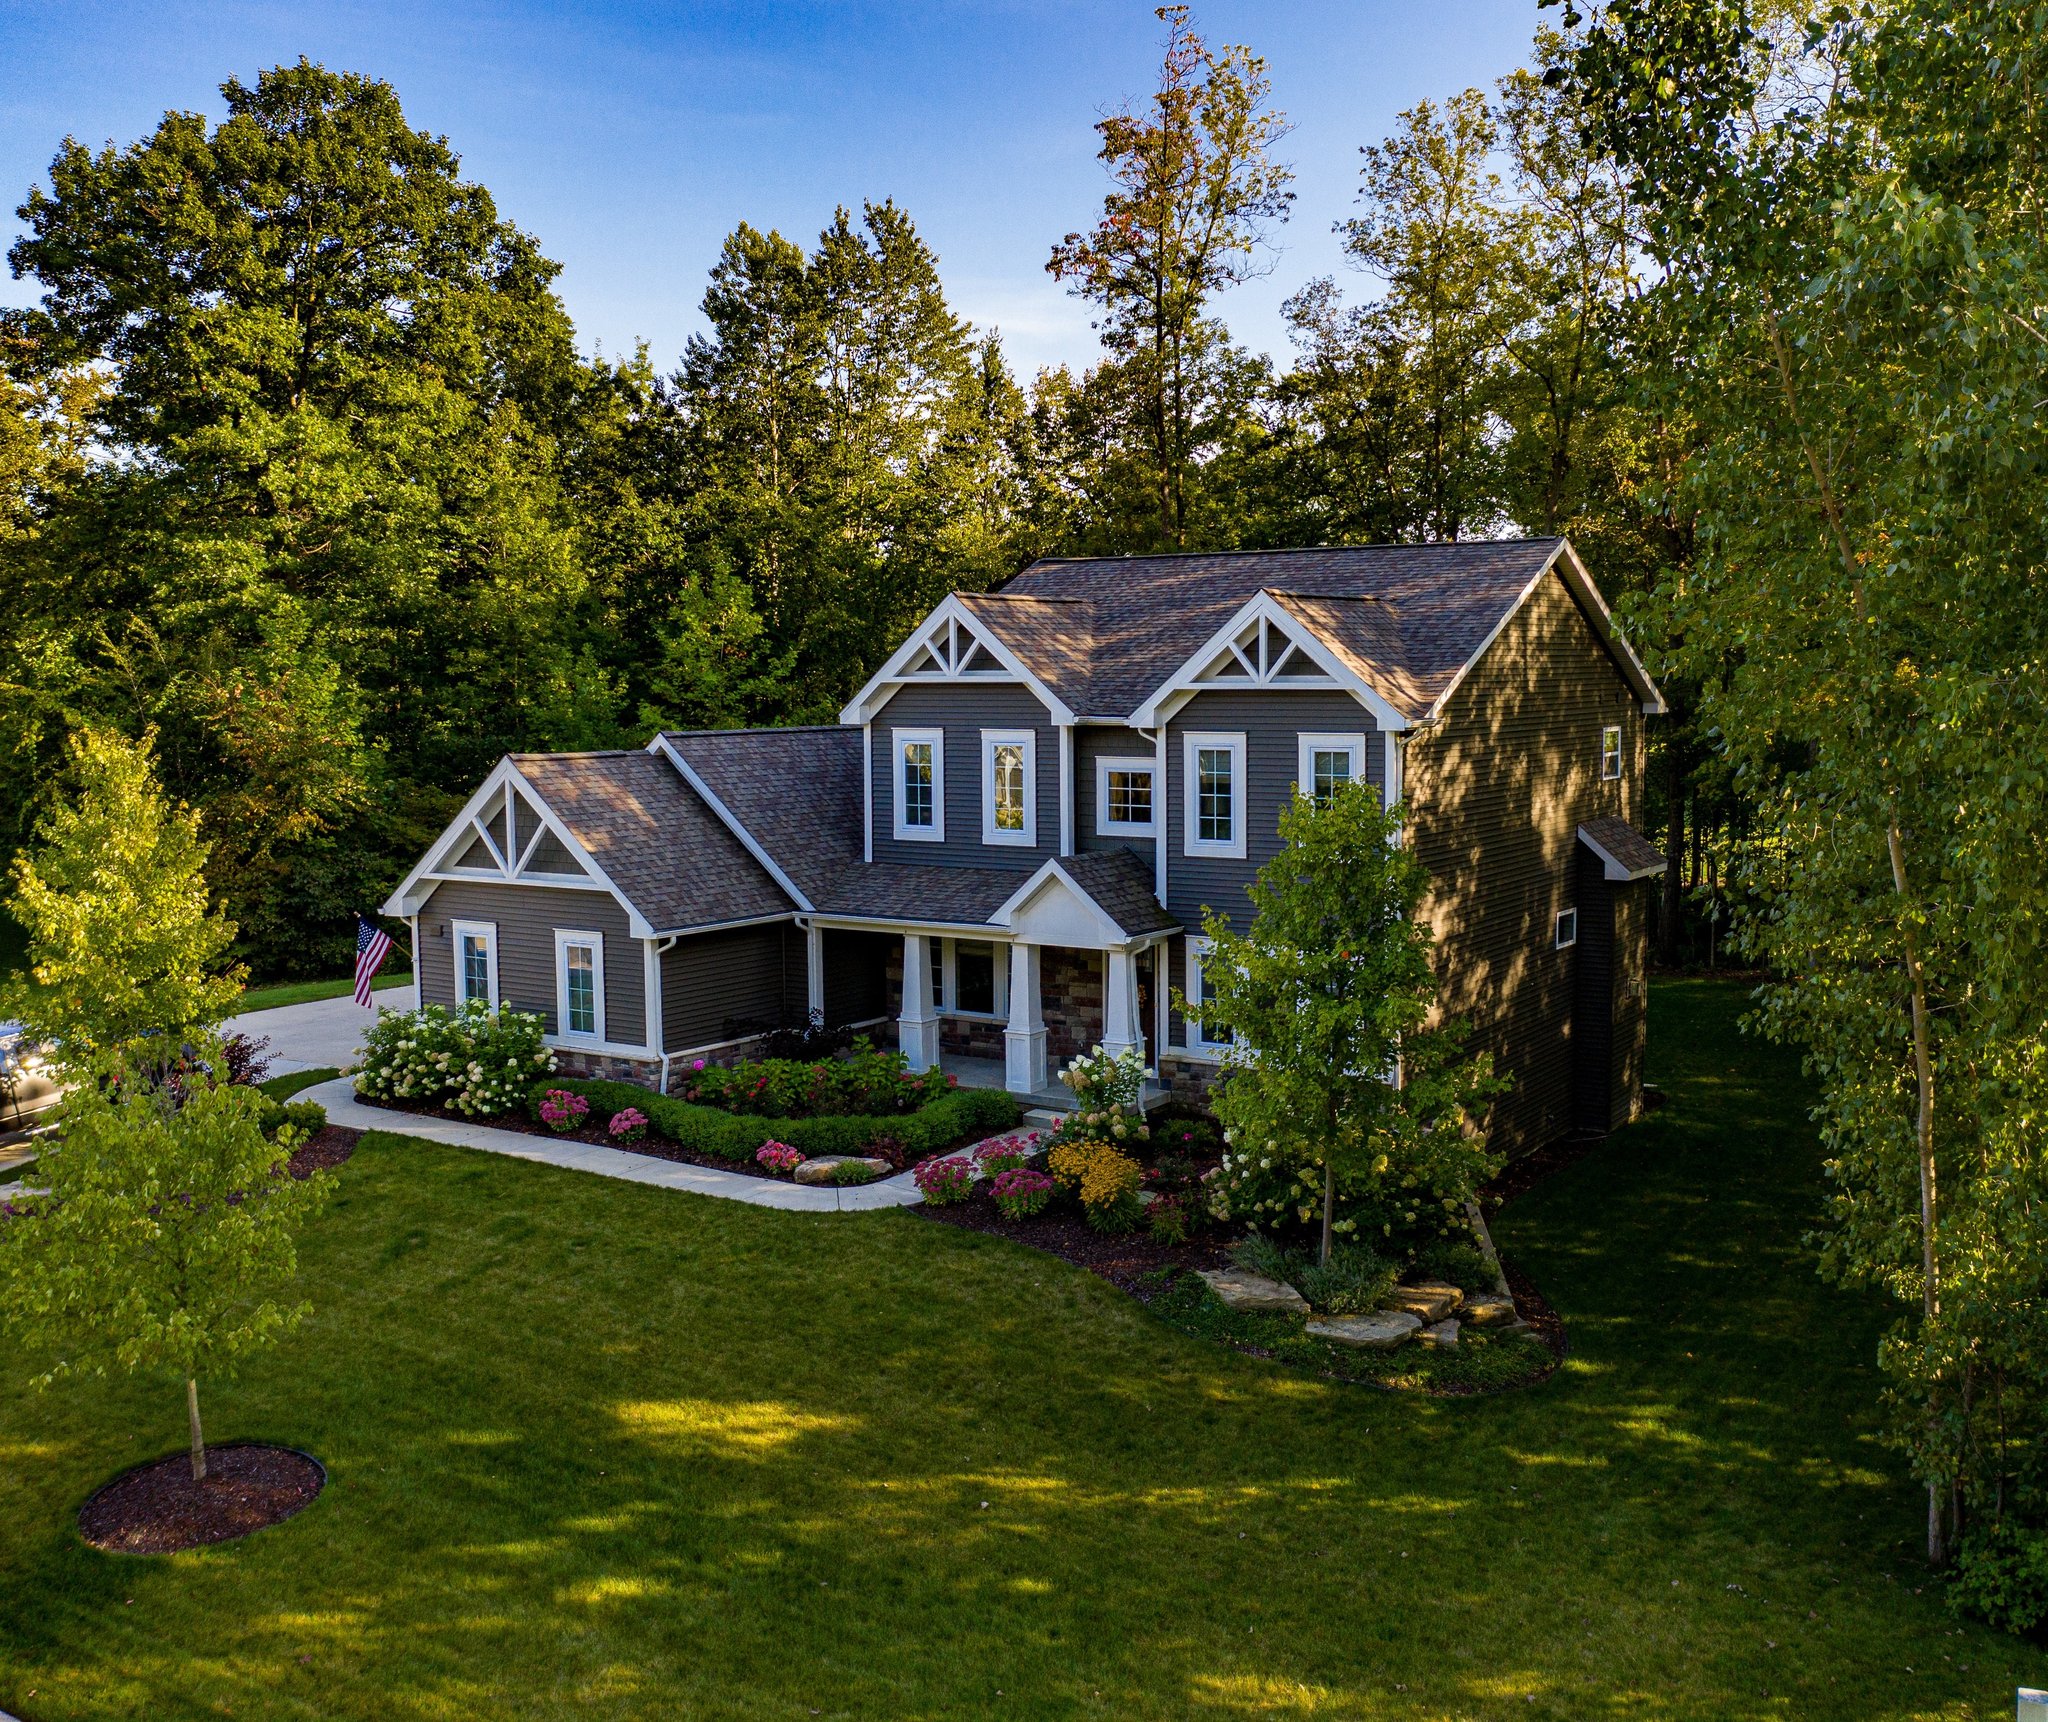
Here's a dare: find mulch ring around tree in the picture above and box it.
[77,1442,326,1554]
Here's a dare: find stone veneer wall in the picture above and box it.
[1155,1053,1224,1108]
[1040,948,1104,1064]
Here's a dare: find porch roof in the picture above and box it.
[813,861,1033,927]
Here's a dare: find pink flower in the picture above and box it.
[756,1141,804,1174]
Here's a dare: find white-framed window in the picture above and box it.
[892,727,945,842]
[1184,935,1234,1055]
[553,928,606,1041]
[452,919,498,1008]
[980,729,1037,846]
[1555,907,1579,950]
[1183,732,1247,859]
[1095,755,1157,836]
[1296,732,1367,809]
[936,937,1007,1018]
[1601,724,1623,781]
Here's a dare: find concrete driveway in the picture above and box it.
[223,985,416,1077]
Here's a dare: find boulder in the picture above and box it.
[1462,1292,1519,1327]
[792,1155,890,1186]
[1384,1281,1464,1323]
[1196,1268,1310,1315]
[1306,1311,1422,1350]
[1419,1318,1460,1349]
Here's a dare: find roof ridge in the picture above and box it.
[658,725,852,739]
[1023,536,1563,569]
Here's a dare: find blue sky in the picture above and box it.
[0,1,1541,376]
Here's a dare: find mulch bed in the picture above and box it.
[286,1124,360,1178]
[915,1194,1230,1291]
[77,1441,325,1554]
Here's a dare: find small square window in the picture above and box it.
[1555,908,1579,949]
[1096,756,1157,836]
[1601,724,1623,781]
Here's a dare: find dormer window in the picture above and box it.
[893,728,944,842]
[1601,724,1623,781]
[981,729,1036,846]
[1097,756,1157,836]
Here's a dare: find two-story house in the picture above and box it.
[382,538,1666,1155]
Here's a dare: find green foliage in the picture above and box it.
[0,1049,330,1470]
[355,1002,554,1116]
[1411,1237,1496,1293]
[536,1076,1019,1163]
[674,1039,945,1118]
[1190,781,1502,1262]
[1,727,242,1065]
[255,1097,328,1142]
[1946,1518,2048,1637]
[1228,1233,1397,1316]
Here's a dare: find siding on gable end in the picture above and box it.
[661,922,804,1051]
[1163,689,1386,934]
[1074,721,1159,865]
[417,880,644,1044]
[1403,566,1647,1157]
[867,682,1058,870]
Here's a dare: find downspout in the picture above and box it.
[651,936,680,1093]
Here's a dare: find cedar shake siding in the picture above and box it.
[418,880,644,1044]
[660,923,805,1052]
[1404,567,1646,1156]
[1074,722,1158,864]
[1162,689,1386,935]
[867,682,1058,870]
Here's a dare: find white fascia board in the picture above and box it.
[837,594,1078,726]
[1425,540,1665,722]
[1129,591,1411,733]
[384,756,656,938]
[651,735,813,913]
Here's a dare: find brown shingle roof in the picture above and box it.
[814,862,1033,927]
[659,728,864,909]
[1054,850,1180,937]
[976,540,1565,720]
[511,753,793,932]
[1578,816,1668,881]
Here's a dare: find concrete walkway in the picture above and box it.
[224,986,416,1077]
[305,1076,939,1213]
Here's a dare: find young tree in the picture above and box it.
[0,1056,329,1479]
[1188,782,1500,1265]
[1047,4,1294,548]
[3,727,241,1063]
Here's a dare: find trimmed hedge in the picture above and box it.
[530,1078,1022,1163]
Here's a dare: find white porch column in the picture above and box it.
[805,922,825,1019]
[898,932,941,1072]
[1004,941,1047,1095]
[1103,945,1144,1064]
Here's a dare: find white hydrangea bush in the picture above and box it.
[355,1001,554,1116]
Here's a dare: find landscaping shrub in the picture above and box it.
[607,1107,648,1143]
[1947,1518,2048,1635]
[973,1132,1042,1177]
[357,1002,553,1116]
[1412,1237,1495,1291]
[529,1077,1019,1163]
[672,1038,946,1119]
[756,1142,803,1174]
[990,1166,1054,1220]
[1228,1233,1395,1314]
[255,1096,326,1142]
[913,1155,975,1205]
[1048,1137,1145,1233]
[538,1090,589,1133]
[830,1159,881,1186]
[1147,1193,1190,1245]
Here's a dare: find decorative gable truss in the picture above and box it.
[1130,591,1409,732]
[381,758,649,932]
[839,593,1078,725]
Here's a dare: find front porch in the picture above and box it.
[939,1054,1171,1118]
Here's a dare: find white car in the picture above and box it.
[0,1022,61,1132]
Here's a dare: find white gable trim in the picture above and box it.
[381,758,656,937]
[1424,540,1665,721]
[838,594,1078,726]
[1578,823,1669,882]
[991,858,1141,948]
[1130,591,1409,732]
[648,736,814,913]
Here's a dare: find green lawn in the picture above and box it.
[236,973,410,1014]
[0,979,2027,1719]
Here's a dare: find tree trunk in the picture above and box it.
[187,1376,206,1483]
[1661,734,1685,966]
[1319,1161,1336,1267]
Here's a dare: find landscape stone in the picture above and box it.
[1306,1311,1422,1349]
[1419,1318,1460,1348]
[792,1155,890,1186]
[1384,1281,1464,1322]
[1196,1268,1310,1315]
[1462,1292,1519,1326]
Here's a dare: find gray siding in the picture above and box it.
[1163,690,1386,934]
[418,880,646,1046]
[868,682,1058,872]
[662,922,803,1051]
[1074,721,1159,867]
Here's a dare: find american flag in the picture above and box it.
[354,913,395,1008]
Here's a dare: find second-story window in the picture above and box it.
[1184,732,1247,859]
[981,729,1036,846]
[1601,724,1623,781]
[1297,733,1365,809]
[1097,756,1157,836]
[893,727,944,842]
